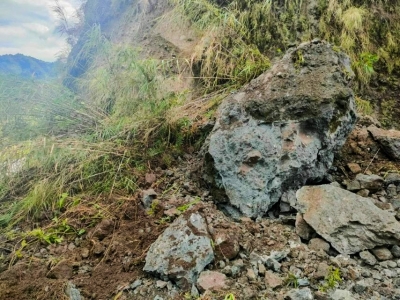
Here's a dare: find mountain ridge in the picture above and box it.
[0,53,57,79]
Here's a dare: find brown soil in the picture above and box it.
[0,194,166,300]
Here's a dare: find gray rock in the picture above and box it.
[296,185,400,254]
[309,238,330,253]
[357,189,370,197]
[360,251,377,266]
[142,189,157,208]
[391,245,400,258]
[143,213,214,289]
[296,213,314,240]
[394,278,400,288]
[368,125,400,161]
[353,279,370,293]
[65,282,82,300]
[346,180,361,191]
[298,278,310,286]
[385,173,400,185]
[371,247,393,261]
[387,184,398,198]
[197,271,227,292]
[208,41,356,218]
[265,258,281,272]
[330,289,355,300]
[130,279,143,290]
[355,174,384,192]
[314,262,329,279]
[156,280,168,289]
[285,287,314,300]
[191,284,199,298]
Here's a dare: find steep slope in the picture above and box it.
[0,1,400,300]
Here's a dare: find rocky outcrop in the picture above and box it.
[296,184,400,254]
[208,41,356,218]
[368,125,400,161]
[143,213,214,289]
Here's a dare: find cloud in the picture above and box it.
[0,0,81,61]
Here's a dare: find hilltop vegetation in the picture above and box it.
[0,54,56,79]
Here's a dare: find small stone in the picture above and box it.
[295,213,313,240]
[164,208,180,218]
[357,189,370,197]
[81,248,89,259]
[348,163,362,174]
[246,268,257,281]
[197,271,227,292]
[308,238,330,253]
[385,173,400,185]
[264,270,283,288]
[371,247,393,261]
[258,262,266,275]
[387,184,397,198]
[284,287,314,300]
[391,245,400,258]
[314,262,329,280]
[356,174,384,192]
[145,173,157,184]
[265,258,281,272]
[130,279,142,290]
[68,243,76,251]
[65,282,82,300]
[153,296,164,300]
[191,284,199,298]
[387,260,397,268]
[218,260,226,269]
[156,280,168,289]
[347,266,360,280]
[213,232,240,260]
[93,242,105,255]
[353,279,369,293]
[346,180,361,191]
[330,289,355,300]
[298,278,310,286]
[393,278,400,288]
[142,189,157,209]
[360,250,377,266]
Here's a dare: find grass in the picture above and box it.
[319,266,342,292]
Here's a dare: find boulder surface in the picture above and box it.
[296,184,400,254]
[208,41,356,217]
[143,213,214,289]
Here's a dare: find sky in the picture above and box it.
[0,0,82,62]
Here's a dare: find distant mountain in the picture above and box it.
[0,54,57,79]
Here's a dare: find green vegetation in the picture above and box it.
[284,272,299,288]
[319,266,342,292]
[355,96,373,116]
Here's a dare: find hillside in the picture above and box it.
[0,54,56,79]
[0,1,400,300]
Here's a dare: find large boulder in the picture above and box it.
[143,213,214,289]
[208,41,356,218]
[296,184,400,254]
